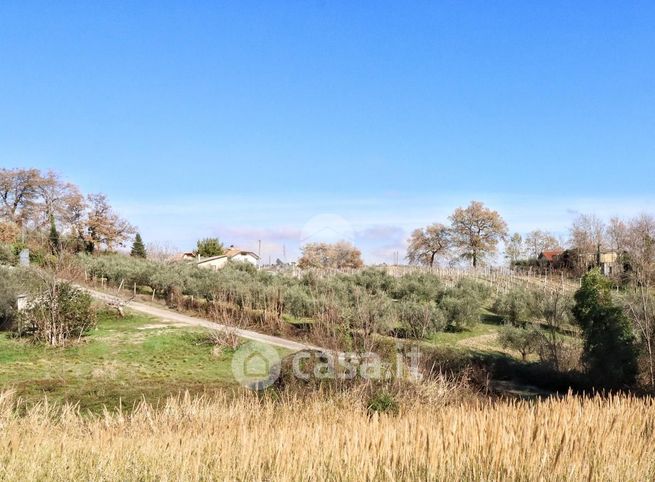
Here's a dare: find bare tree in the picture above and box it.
[570,214,606,269]
[0,168,42,227]
[531,288,574,371]
[298,241,364,269]
[449,201,508,268]
[1,168,138,256]
[622,214,655,386]
[525,230,560,259]
[85,193,135,252]
[0,221,20,244]
[406,223,450,267]
[624,214,655,283]
[504,232,525,266]
[625,287,655,387]
[607,216,629,254]
[146,241,179,262]
[33,171,85,231]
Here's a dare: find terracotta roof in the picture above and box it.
[539,249,564,261]
[224,246,260,259]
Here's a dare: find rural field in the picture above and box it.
[2,2,655,479]
[0,390,654,481]
[1,274,654,480]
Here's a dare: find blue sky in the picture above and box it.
[1,1,654,263]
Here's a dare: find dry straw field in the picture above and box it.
[0,387,654,481]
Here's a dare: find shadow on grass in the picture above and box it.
[423,346,590,396]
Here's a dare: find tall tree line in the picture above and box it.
[0,168,135,253]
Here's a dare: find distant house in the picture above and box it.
[538,249,564,265]
[194,246,260,270]
[539,248,622,276]
[599,251,621,276]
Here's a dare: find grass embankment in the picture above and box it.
[0,390,652,481]
[0,311,281,411]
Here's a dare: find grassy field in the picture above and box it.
[0,311,270,411]
[0,389,653,481]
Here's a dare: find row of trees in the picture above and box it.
[407,201,508,268]
[505,213,655,275]
[0,168,135,254]
[505,230,561,265]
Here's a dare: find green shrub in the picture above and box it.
[0,244,16,266]
[348,290,396,337]
[439,280,490,330]
[0,269,19,328]
[0,267,38,329]
[351,268,396,295]
[493,288,533,327]
[392,273,443,302]
[367,391,399,415]
[17,282,96,345]
[283,285,316,318]
[396,299,445,338]
[196,238,224,257]
[498,325,542,361]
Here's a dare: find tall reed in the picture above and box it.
[0,389,653,481]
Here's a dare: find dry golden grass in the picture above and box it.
[0,388,654,481]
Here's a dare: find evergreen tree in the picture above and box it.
[48,214,60,255]
[573,269,638,388]
[130,233,147,258]
[196,238,225,257]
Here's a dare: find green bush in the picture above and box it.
[351,268,396,295]
[392,273,443,302]
[0,244,17,266]
[367,390,399,415]
[0,269,19,328]
[348,290,396,336]
[439,280,490,330]
[498,325,542,361]
[0,267,38,329]
[17,282,96,345]
[283,285,316,318]
[196,238,224,257]
[396,299,445,338]
[493,288,533,327]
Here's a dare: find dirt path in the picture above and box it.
[81,286,319,352]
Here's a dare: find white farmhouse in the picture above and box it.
[195,246,260,270]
